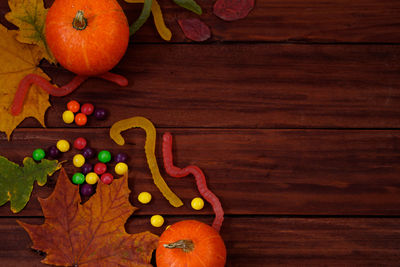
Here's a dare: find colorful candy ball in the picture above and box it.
[150,215,164,227]
[114,153,128,163]
[67,100,80,113]
[85,172,99,184]
[100,173,114,185]
[81,103,94,115]
[56,140,70,152]
[94,162,107,175]
[32,148,45,161]
[62,110,75,124]
[82,147,95,159]
[73,137,87,150]
[75,113,87,126]
[191,197,205,210]
[80,184,93,196]
[73,154,85,168]
[72,173,85,184]
[115,162,128,175]
[138,192,152,204]
[98,150,112,163]
[81,163,93,175]
[94,108,107,120]
[47,145,60,159]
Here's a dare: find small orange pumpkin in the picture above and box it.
[45,0,130,76]
[156,220,226,267]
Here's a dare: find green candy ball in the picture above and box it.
[98,150,111,163]
[72,173,85,185]
[32,149,45,161]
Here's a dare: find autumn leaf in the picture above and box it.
[0,24,55,140]
[213,0,255,21]
[0,156,60,213]
[5,0,56,63]
[18,168,159,266]
[178,18,211,42]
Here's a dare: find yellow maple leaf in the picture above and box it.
[5,0,56,64]
[0,24,52,140]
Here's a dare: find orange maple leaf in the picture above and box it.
[18,168,159,266]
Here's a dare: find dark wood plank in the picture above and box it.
[2,0,400,43]
[18,44,400,129]
[1,128,399,216]
[2,216,400,266]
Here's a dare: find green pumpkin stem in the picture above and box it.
[72,10,87,30]
[164,239,194,253]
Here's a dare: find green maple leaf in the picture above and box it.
[0,156,61,213]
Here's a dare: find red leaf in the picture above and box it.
[17,168,158,266]
[213,0,255,21]
[178,18,211,42]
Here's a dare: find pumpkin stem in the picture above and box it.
[164,240,194,253]
[72,10,87,30]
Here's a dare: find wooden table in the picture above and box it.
[1,0,400,266]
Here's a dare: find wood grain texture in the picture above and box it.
[1,128,399,217]
[13,44,399,129]
[1,0,400,265]
[2,0,400,43]
[2,217,400,266]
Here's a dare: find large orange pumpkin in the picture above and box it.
[156,220,226,267]
[45,0,130,76]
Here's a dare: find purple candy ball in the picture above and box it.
[81,163,93,175]
[80,184,93,196]
[47,145,60,158]
[94,108,107,120]
[115,153,128,163]
[82,147,95,159]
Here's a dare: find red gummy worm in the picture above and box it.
[11,72,128,116]
[97,72,128,87]
[162,132,224,232]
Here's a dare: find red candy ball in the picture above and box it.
[94,162,107,175]
[67,100,80,113]
[81,103,94,115]
[75,113,87,126]
[73,137,87,150]
[101,173,113,184]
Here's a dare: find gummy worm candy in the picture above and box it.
[129,0,153,36]
[162,132,224,232]
[11,72,128,116]
[125,0,172,41]
[110,116,183,207]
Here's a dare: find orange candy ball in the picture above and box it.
[67,100,80,113]
[75,113,87,126]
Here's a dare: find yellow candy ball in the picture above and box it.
[56,140,70,152]
[73,154,85,168]
[138,192,152,204]
[115,162,128,175]
[62,110,74,124]
[150,215,164,227]
[85,172,99,184]
[191,197,204,210]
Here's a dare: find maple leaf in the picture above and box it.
[0,24,55,140]
[0,156,60,213]
[5,0,56,63]
[18,168,159,266]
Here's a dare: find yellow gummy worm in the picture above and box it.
[125,0,172,41]
[110,116,183,207]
